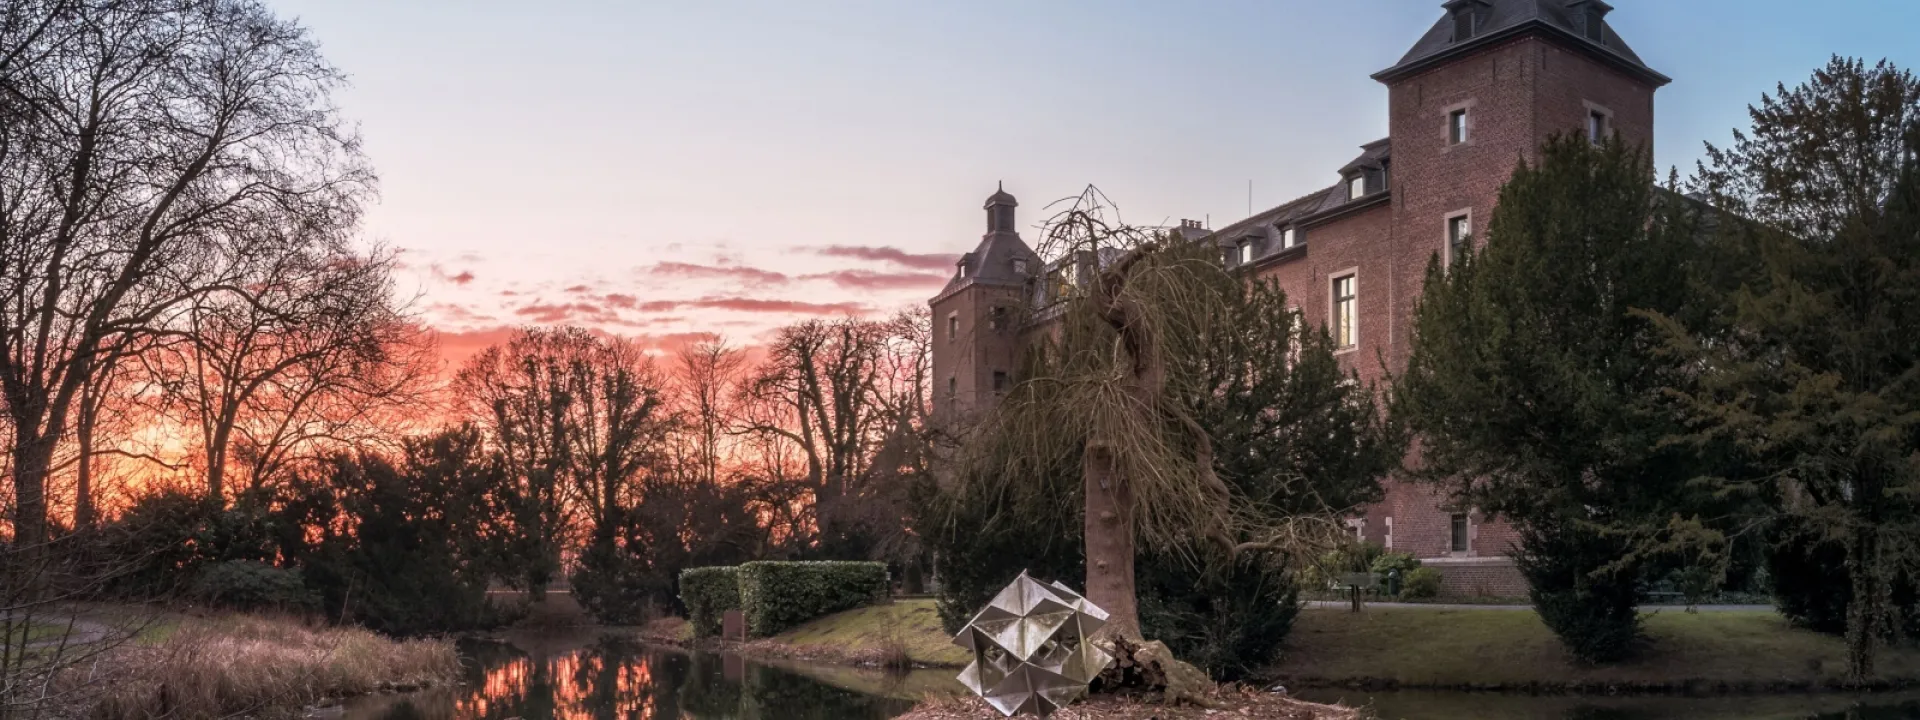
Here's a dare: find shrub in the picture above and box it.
[1140,551,1300,681]
[1517,524,1641,663]
[1401,567,1444,599]
[735,561,888,637]
[680,566,741,638]
[1369,551,1421,576]
[572,539,669,625]
[189,560,317,612]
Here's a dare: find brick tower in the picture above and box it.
[930,185,1042,423]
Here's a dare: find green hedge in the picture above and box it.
[679,566,741,638]
[737,561,889,637]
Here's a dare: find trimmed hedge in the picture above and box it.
[737,561,889,637]
[680,566,741,638]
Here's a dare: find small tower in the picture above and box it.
[930,184,1042,422]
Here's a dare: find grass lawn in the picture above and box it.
[1274,606,1920,689]
[770,599,971,667]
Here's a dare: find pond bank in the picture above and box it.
[1275,606,1920,693]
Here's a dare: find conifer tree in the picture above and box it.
[1649,57,1920,682]
[1392,134,1706,662]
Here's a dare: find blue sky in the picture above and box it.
[266,0,1920,357]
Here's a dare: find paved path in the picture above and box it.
[1303,600,1773,612]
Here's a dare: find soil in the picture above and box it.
[896,688,1361,719]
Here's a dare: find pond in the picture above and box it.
[338,630,1920,720]
[337,628,951,720]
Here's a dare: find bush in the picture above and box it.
[188,560,317,612]
[680,566,741,638]
[1401,567,1444,599]
[571,539,669,625]
[736,561,888,637]
[1517,525,1641,663]
[1140,552,1300,681]
[1370,551,1421,576]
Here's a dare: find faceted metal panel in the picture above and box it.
[953,571,1113,717]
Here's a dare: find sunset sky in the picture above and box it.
[266,0,1920,369]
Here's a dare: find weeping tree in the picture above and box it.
[948,187,1358,641]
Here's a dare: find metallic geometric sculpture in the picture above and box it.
[953,571,1113,717]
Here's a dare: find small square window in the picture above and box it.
[1013,258,1028,275]
[1450,513,1470,553]
[1449,109,1469,145]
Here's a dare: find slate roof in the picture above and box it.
[937,227,1042,298]
[1204,139,1392,251]
[1374,0,1669,87]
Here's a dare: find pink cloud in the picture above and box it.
[646,261,790,285]
[800,269,949,291]
[814,245,959,272]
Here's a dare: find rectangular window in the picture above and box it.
[1238,241,1254,265]
[1450,513,1470,553]
[1331,274,1357,350]
[946,376,956,398]
[947,313,959,340]
[1449,109,1469,144]
[1348,174,1366,200]
[1588,110,1609,143]
[1281,227,1297,249]
[988,307,1006,331]
[992,371,1008,392]
[1448,214,1471,262]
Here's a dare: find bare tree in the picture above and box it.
[0,0,371,543]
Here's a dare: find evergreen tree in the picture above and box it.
[1392,134,1706,662]
[1649,58,1920,682]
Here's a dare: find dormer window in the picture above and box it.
[1281,226,1297,249]
[1570,0,1613,42]
[1448,0,1488,41]
[1012,258,1028,275]
[1238,241,1255,265]
[1348,174,1367,200]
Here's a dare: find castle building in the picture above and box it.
[930,0,1668,595]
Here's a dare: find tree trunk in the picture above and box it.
[11,429,54,546]
[1845,524,1880,684]
[1084,444,1139,639]
[75,396,96,531]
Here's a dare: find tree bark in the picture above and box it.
[1084,444,1139,639]
[1845,523,1881,683]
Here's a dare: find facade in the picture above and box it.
[930,0,1669,596]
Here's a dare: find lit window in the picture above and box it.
[1239,241,1254,265]
[1349,174,1367,200]
[1588,110,1609,144]
[1448,214,1471,262]
[947,313,958,340]
[1281,227,1297,248]
[1449,109,1469,144]
[992,371,1008,393]
[1331,274,1356,350]
[1450,513,1470,553]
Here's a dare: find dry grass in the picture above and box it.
[86,613,458,720]
[898,689,1359,719]
[768,599,971,667]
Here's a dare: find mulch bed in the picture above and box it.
[896,688,1361,719]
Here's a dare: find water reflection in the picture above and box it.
[342,634,917,720]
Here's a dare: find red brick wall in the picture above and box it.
[930,281,1025,421]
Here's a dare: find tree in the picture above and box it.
[1648,57,1920,682]
[0,0,370,543]
[949,187,1369,640]
[456,326,674,597]
[1391,135,1706,662]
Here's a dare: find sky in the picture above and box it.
[265,0,1920,369]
